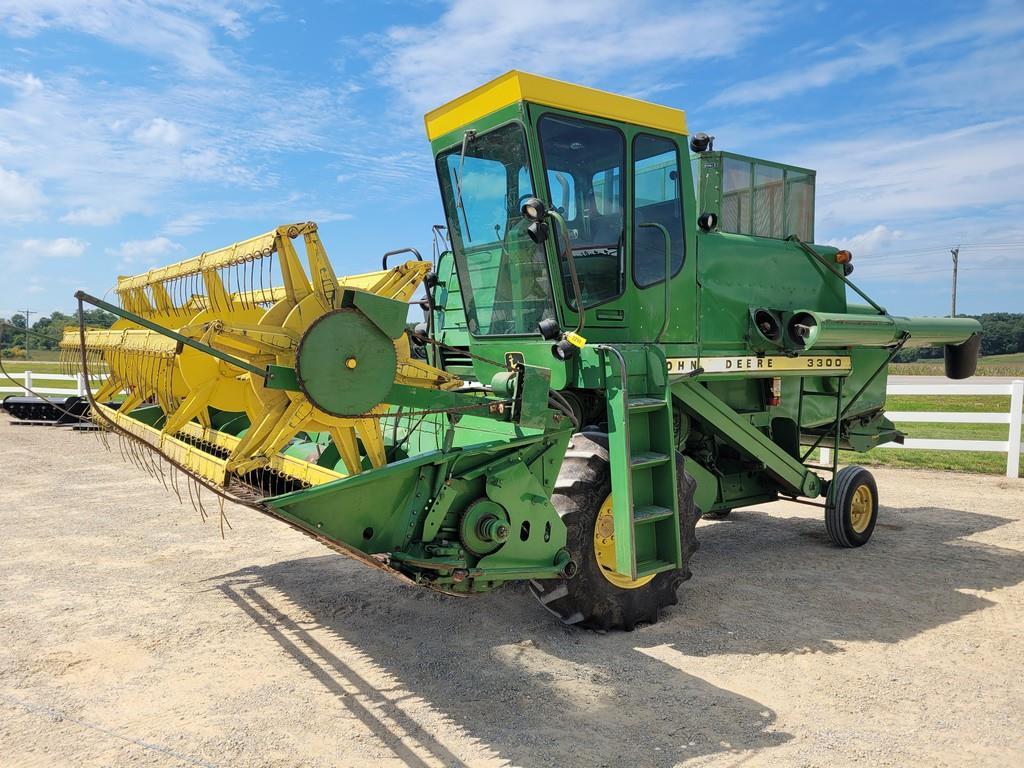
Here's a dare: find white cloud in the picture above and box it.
[0,70,43,95]
[132,117,183,147]
[0,1,263,78]
[710,2,1024,107]
[109,237,183,261]
[162,212,209,236]
[710,40,901,106]
[826,225,904,257]
[17,237,87,258]
[305,211,354,223]
[0,166,45,222]
[376,0,776,114]
[0,69,329,232]
[333,148,433,196]
[802,118,1024,232]
[60,205,121,226]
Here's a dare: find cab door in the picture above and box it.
[631,131,697,344]
[528,106,697,344]
[528,107,632,339]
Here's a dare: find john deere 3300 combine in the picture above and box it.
[64,72,981,630]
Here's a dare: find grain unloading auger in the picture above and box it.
[65,72,983,630]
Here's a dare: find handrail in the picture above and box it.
[594,343,636,579]
[639,221,672,343]
[382,247,423,270]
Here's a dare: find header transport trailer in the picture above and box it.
[63,71,980,630]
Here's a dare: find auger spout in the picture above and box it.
[786,309,982,378]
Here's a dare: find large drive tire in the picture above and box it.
[702,508,732,520]
[529,433,700,631]
[825,465,878,547]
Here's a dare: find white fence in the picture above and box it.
[821,379,1024,479]
[0,370,94,397]
[4,370,1023,478]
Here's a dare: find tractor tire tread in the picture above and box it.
[529,433,700,631]
[825,465,877,548]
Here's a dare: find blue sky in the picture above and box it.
[1,0,1022,319]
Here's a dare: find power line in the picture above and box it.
[859,265,1024,278]
[951,246,959,317]
[20,308,34,360]
[952,241,1024,248]
[850,240,1024,262]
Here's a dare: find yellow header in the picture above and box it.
[424,70,687,142]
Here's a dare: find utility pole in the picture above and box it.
[950,247,959,317]
[21,308,34,360]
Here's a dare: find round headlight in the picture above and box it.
[521,197,547,222]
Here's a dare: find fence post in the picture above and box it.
[77,372,86,397]
[819,447,831,465]
[1009,379,1023,480]
[22,370,31,396]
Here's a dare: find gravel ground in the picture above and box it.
[2,417,1023,768]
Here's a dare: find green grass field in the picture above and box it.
[863,353,1023,476]
[1,355,76,391]
[2,349,62,362]
[838,393,1022,476]
[891,352,1024,377]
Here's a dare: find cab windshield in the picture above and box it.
[436,123,557,336]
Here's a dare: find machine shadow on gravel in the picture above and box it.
[211,560,791,768]
[649,502,1024,655]
[210,500,1022,766]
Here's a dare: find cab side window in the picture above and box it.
[633,134,685,287]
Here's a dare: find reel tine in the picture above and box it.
[243,257,252,309]
[195,479,209,522]
[169,462,183,503]
[186,474,199,519]
[259,251,267,306]
[268,254,274,303]
[231,262,241,310]
[218,495,232,538]
[120,434,135,468]
[154,450,169,491]
[246,256,255,308]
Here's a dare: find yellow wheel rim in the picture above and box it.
[849,483,874,534]
[593,495,656,590]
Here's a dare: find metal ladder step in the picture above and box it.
[635,559,677,578]
[627,396,665,413]
[630,451,670,469]
[633,504,674,524]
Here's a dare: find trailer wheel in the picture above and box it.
[825,465,878,547]
[529,433,700,631]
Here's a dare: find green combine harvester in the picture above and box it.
[65,72,981,630]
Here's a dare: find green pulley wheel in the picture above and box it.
[459,499,512,557]
[294,308,397,417]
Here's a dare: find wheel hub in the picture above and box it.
[593,495,655,590]
[850,484,873,533]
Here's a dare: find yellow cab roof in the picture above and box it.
[424,70,688,142]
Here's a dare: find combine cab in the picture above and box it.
[65,72,981,630]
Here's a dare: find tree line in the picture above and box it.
[4,309,1021,361]
[895,313,1023,361]
[1,309,118,357]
